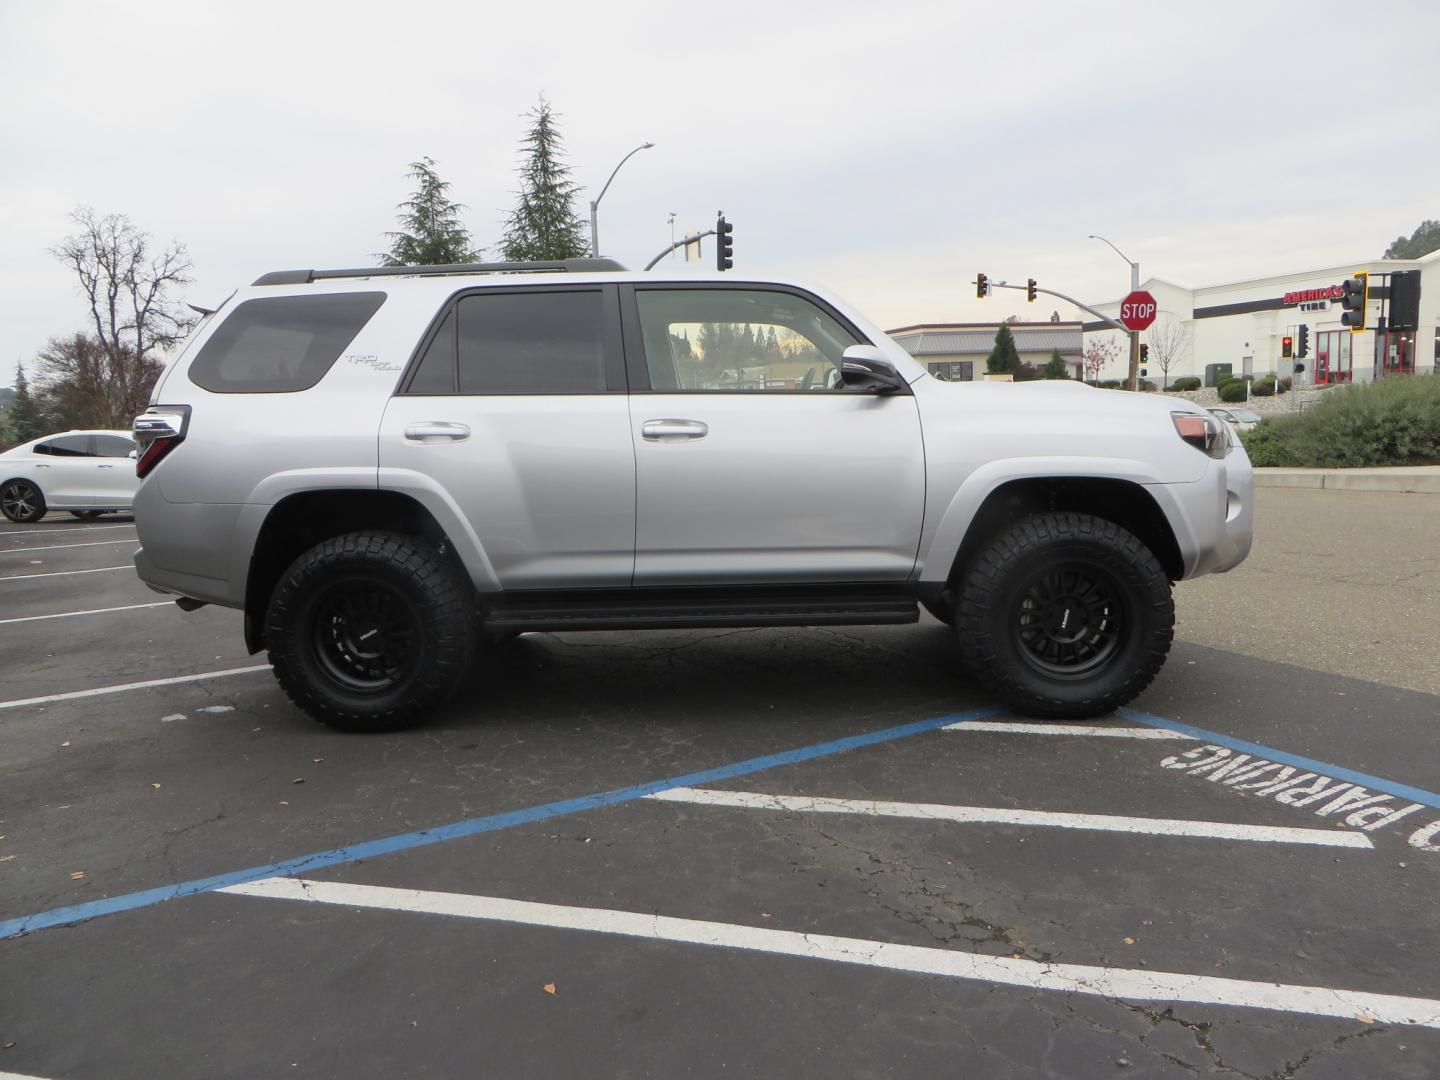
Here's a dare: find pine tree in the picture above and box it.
[1043,350,1070,379]
[9,364,47,443]
[380,158,480,266]
[499,97,590,262]
[986,324,1022,374]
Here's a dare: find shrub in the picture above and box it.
[1239,375,1440,467]
[1098,379,1123,389]
[1139,379,1157,392]
[1218,380,1249,403]
[1169,377,1201,392]
[1252,375,1278,397]
[1278,377,1292,392]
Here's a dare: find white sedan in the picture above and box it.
[1207,407,1263,434]
[0,430,138,523]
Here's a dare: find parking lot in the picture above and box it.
[3,494,1440,1079]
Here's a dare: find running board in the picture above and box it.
[482,586,920,633]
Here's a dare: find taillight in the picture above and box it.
[133,406,191,478]
[1171,411,1227,458]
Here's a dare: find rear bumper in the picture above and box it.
[133,545,233,605]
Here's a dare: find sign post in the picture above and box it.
[1119,290,1158,391]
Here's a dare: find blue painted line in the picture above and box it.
[1119,707,1440,810]
[0,705,1002,941]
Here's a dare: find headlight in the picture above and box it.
[1171,412,1227,459]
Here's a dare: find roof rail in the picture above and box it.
[251,257,628,287]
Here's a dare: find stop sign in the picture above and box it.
[1119,290,1158,331]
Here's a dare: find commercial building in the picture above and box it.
[1085,248,1439,386]
[886,321,1083,381]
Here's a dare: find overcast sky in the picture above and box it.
[2,0,1437,377]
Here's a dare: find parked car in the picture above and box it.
[1207,406,1262,434]
[132,259,1252,732]
[0,430,137,522]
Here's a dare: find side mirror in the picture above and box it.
[839,345,905,394]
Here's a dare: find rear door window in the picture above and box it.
[455,290,606,394]
[94,435,136,457]
[188,293,386,393]
[40,435,96,457]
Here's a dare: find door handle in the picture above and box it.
[404,422,471,443]
[98,464,116,469]
[641,419,709,442]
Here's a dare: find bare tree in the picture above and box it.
[50,208,193,426]
[33,333,139,430]
[1082,337,1121,383]
[1145,317,1190,390]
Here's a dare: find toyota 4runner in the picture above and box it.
[132,258,1252,732]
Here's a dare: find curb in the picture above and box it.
[1255,470,1440,494]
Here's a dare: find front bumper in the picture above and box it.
[1146,446,1254,579]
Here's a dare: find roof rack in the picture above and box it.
[251,257,627,287]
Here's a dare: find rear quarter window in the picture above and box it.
[188,293,386,393]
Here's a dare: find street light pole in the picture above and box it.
[589,142,655,257]
[1089,234,1141,391]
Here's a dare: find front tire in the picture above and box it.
[265,532,476,732]
[956,512,1173,719]
[1,480,46,523]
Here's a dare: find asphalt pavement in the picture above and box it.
[2,493,1438,1079]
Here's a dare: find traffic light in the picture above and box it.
[715,213,734,271]
[976,272,989,299]
[1340,271,1368,332]
[1139,343,1149,364]
[1026,278,1037,302]
[1281,335,1293,359]
[1297,325,1310,359]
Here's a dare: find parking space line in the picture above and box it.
[0,523,135,538]
[647,787,1373,847]
[0,601,173,626]
[0,538,139,554]
[1120,707,1440,811]
[0,665,272,712]
[0,706,1002,941]
[220,877,1440,1030]
[0,1071,58,1079]
[0,565,133,582]
[943,720,1193,740]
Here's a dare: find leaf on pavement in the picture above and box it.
[69,870,85,879]
[543,983,556,995]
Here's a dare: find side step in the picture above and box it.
[482,586,919,633]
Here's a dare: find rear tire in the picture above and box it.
[265,532,476,733]
[1,480,46,523]
[955,512,1173,719]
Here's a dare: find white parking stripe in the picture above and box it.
[0,565,133,582]
[222,877,1440,1029]
[0,1071,59,1079]
[0,523,135,537]
[1,538,138,554]
[646,787,1372,848]
[0,665,271,711]
[0,601,173,626]
[944,720,1194,739]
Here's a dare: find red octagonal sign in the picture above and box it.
[1119,290,1158,331]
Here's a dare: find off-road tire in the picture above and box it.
[956,512,1173,719]
[265,532,476,733]
[1,479,46,523]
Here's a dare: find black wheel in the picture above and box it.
[265,532,476,732]
[1,479,46,523]
[956,512,1173,719]
[70,510,104,521]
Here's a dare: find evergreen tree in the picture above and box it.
[986,324,1022,374]
[9,364,47,443]
[499,97,590,261]
[1043,350,1070,379]
[380,158,480,266]
[1383,219,1440,260]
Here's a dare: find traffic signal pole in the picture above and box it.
[983,280,1131,334]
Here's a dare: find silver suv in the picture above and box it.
[133,259,1252,732]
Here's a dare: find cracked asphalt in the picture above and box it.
[2,492,1438,1079]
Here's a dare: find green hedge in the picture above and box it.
[1218,379,1249,403]
[1241,375,1440,467]
[1168,377,1201,392]
[1252,375,1278,397]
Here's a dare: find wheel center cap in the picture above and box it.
[1042,599,1088,641]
